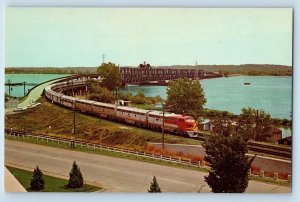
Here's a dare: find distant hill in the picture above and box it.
[5,64,292,76]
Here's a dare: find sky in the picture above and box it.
[5,8,293,67]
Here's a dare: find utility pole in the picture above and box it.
[8,79,11,96]
[72,79,74,97]
[255,110,259,141]
[23,82,26,96]
[102,54,105,64]
[85,85,88,99]
[73,100,76,136]
[162,103,165,150]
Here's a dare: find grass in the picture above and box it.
[249,175,290,187]
[5,97,200,151]
[5,135,208,173]
[6,166,102,192]
[6,136,291,187]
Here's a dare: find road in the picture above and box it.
[5,140,291,193]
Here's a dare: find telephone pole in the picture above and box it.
[102,54,105,64]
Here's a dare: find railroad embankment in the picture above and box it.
[5,97,200,151]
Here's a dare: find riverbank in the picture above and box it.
[5,64,292,76]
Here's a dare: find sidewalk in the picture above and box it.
[4,167,27,192]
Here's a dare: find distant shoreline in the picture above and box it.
[5,72,292,77]
[5,64,292,76]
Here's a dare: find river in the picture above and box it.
[121,76,292,120]
[5,74,292,137]
[5,74,69,97]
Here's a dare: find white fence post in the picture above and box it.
[160,155,162,161]
[288,175,291,183]
[274,173,278,180]
[189,159,191,165]
[179,157,181,164]
[259,170,265,178]
[169,156,172,162]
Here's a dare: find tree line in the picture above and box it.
[5,64,292,76]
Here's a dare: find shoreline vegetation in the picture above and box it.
[5,64,292,76]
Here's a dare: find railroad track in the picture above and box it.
[193,134,291,158]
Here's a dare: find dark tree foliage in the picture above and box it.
[87,80,116,103]
[165,77,206,119]
[66,161,84,189]
[30,166,45,191]
[97,62,122,91]
[203,120,255,193]
[148,176,162,193]
[238,107,273,141]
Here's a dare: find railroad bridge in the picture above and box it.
[120,67,221,84]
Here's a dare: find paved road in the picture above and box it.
[5,140,291,193]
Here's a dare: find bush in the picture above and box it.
[146,145,155,152]
[148,176,162,193]
[30,166,45,191]
[279,173,289,180]
[251,166,260,175]
[66,161,84,189]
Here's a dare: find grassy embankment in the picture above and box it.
[6,166,102,192]
[5,97,200,151]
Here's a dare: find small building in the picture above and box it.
[278,136,292,146]
[115,100,131,107]
[201,120,215,131]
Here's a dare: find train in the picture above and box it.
[44,80,199,137]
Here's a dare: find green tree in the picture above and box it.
[203,125,255,193]
[97,62,122,91]
[238,107,273,141]
[165,77,206,119]
[148,176,162,193]
[66,161,84,189]
[224,71,229,77]
[88,81,116,103]
[30,166,45,191]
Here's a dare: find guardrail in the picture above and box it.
[5,129,290,182]
[5,129,204,168]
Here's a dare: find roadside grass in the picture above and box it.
[6,166,102,192]
[5,136,291,187]
[5,97,200,151]
[5,135,208,173]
